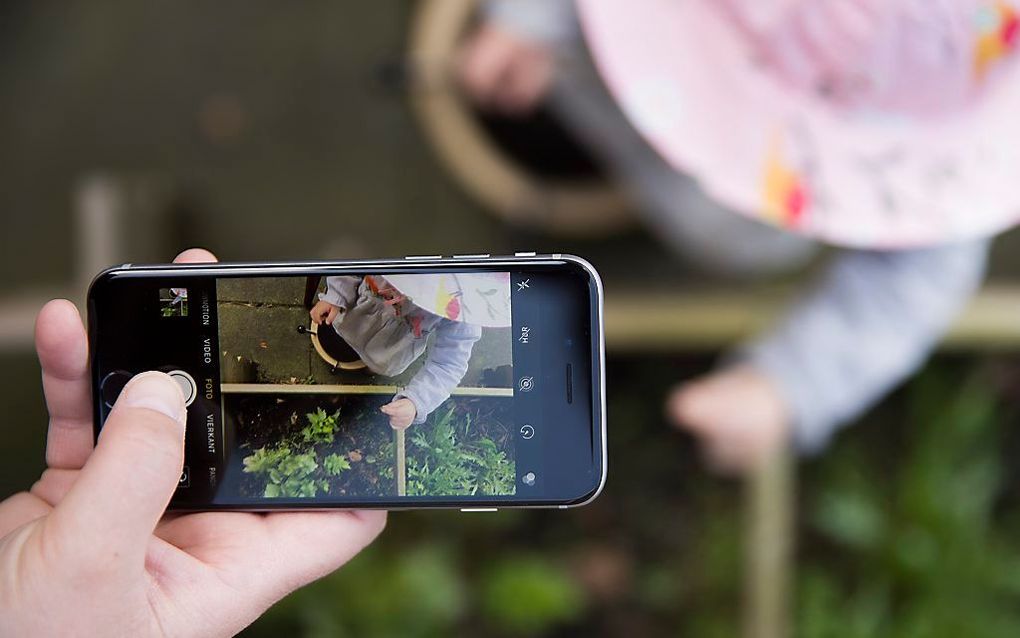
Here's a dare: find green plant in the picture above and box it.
[798,363,1020,637]
[242,446,325,497]
[241,408,344,498]
[324,452,352,476]
[258,543,467,638]
[473,438,515,495]
[241,444,291,474]
[406,405,515,497]
[407,413,476,496]
[480,555,586,635]
[300,407,340,444]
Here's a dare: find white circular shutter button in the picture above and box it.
[168,370,198,407]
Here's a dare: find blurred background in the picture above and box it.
[5,2,1020,636]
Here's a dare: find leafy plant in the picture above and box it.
[407,405,515,497]
[258,543,468,638]
[798,363,1020,637]
[407,412,476,496]
[324,452,352,476]
[243,446,324,497]
[480,555,586,636]
[241,445,292,475]
[300,407,340,444]
[473,438,515,495]
[242,408,344,498]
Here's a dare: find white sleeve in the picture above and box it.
[742,239,990,453]
[396,321,483,425]
[484,0,580,45]
[317,276,362,310]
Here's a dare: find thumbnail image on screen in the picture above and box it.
[216,273,515,500]
[159,287,188,317]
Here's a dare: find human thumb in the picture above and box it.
[51,372,186,565]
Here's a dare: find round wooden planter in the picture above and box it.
[406,0,632,237]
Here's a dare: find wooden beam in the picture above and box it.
[5,285,1020,354]
[220,383,514,397]
[605,284,1020,352]
[396,428,407,497]
[744,446,794,638]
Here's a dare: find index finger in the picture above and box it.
[40,249,218,470]
[174,247,218,264]
[37,299,92,469]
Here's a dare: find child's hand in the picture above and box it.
[381,398,417,430]
[457,23,554,115]
[310,299,340,325]
[666,364,791,475]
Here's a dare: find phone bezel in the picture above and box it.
[87,254,607,510]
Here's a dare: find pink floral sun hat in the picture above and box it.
[382,273,512,327]
[576,0,1020,248]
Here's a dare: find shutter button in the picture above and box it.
[167,370,198,407]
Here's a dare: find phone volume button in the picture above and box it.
[460,507,498,513]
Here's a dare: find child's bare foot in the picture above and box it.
[667,364,790,475]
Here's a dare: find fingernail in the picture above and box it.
[119,372,187,427]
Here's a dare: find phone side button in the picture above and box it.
[514,251,537,257]
[405,255,442,260]
[460,507,498,513]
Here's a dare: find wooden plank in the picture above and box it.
[220,383,513,397]
[744,445,794,638]
[396,428,407,497]
[6,285,1020,354]
[605,284,1020,352]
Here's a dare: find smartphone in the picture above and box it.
[88,253,605,510]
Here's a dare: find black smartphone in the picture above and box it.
[88,254,605,510]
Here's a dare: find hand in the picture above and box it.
[666,364,791,475]
[380,398,418,431]
[310,299,340,325]
[457,22,554,115]
[0,248,386,637]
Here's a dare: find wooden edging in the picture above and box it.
[604,284,1020,352]
[6,285,1020,353]
[396,428,407,497]
[744,446,794,638]
[220,383,513,397]
[407,0,631,237]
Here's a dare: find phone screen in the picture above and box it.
[89,259,603,509]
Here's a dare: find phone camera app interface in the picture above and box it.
[201,272,520,504]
